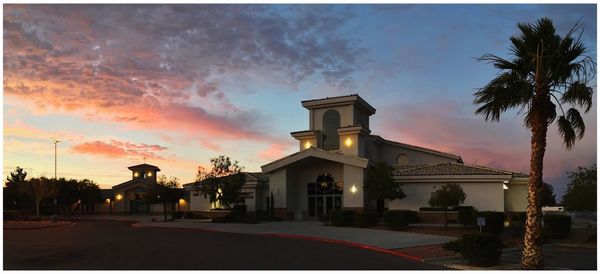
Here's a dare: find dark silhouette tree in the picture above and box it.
[20,177,56,217]
[562,164,596,211]
[145,175,184,221]
[474,18,595,269]
[194,156,245,210]
[540,182,557,207]
[364,162,406,217]
[428,183,466,230]
[4,166,29,210]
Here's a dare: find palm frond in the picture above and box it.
[557,115,576,149]
[474,72,533,122]
[562,81,593,112]
[566,108,586,139]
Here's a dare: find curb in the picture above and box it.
[3,222,75,230]
[131,222,221,233]
[260,233,424,262]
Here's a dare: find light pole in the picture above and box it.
[51,137,60,215]
[51,138,60,180]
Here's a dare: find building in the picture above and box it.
[261,94,528,220]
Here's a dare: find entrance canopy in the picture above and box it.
[261,147,369,174]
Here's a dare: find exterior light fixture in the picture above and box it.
[147,172,152,177]
[503,184,508,190]
[134,172,139,177]
[344,137,353,147]
[106,198,111,203]
[304,141,312,149]
[179,199,185,204]
[116,194,123,200]
[350,185,357,194]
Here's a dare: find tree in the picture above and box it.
[145,175,185,221]
[540,182,557,207]
[19,177,57,217]
[4,167,29,210]
[474,18,594,269]
[562,165,596,211]
[194,156,245,210]
[78,179,102,211]
[364,162,406,216]
[428,183,466,230]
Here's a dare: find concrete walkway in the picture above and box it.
[71,215,455,249]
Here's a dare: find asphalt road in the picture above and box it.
[4,220,447,270]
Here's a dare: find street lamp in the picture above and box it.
[51,137,60,180]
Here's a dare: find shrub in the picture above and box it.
[459,233,503,267]
[442,239,462,253]
[184,211,195,219]
[231,204,247,222]
[543,214,572,240]
[172,211,184,219]
[318,212,331,224]
[353,212,379,227]
[384,210,419,230]
[457,206,475,227]
[330,210,355,227]
[508,221,525,237]
[475,211,505,235]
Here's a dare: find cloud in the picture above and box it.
[258,143,292,161]
[71,139,167,160]
[4,5,365,150]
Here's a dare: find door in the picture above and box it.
[307,173,343,218]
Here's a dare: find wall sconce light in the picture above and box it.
[344,137,353,147]
[147,172,152,177]
[116,194,123,200]
[350,185,357,194]
[106,198,111,203]
[503,184,508,190]
[304,141,312,149]
[134,172,139,177]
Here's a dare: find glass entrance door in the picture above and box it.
[307,173,343,218]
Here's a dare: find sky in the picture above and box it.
[3,4,597,199]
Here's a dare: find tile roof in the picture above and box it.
[371,135,463,162]
[301,94,360,103]
[394,162,528,177]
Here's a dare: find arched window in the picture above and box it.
[322,109,340,150]
[396,154,409,165]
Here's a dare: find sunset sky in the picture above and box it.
[3,4,596,198]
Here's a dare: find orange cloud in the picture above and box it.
[71,140,166,160]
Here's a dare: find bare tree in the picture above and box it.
[20,177,56,217]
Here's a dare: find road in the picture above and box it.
[4,220,447,270]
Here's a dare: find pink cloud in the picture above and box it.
[71,139,166,160]
[258,144,291,161]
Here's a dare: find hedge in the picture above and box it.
[457,206,476,227]
[330,210,355,227]
[459,233,503,267]
[543,214,572,240]
[353,212,379,227]
[475,211,505,235]
[172,211,184,219]
[383,210,419,230]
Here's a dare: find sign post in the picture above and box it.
[477,217,486,233]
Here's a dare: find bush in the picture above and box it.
[475,211,505,235]
[442,239,462,253]
[184,211,195,219]
[543,214,572,240]
[459,233,503,267]
[231,204,247,222]
[383,210,419,230]
[508,221,525,237]
[172,211,184,219]
[330,210,355,227]
[457,206,475,227]
[318,212,331,224]
[353,212,379,227]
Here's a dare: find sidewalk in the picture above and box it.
[71,215,455,250]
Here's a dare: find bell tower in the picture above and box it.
[128,163,161,183]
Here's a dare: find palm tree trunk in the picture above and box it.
[521,105,548,269]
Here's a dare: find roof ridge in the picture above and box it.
[450,162,517,175]
[372,136,463,161]
[301,94,359,103]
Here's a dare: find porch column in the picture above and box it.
[342,164,364,212]
[269,168,289,219]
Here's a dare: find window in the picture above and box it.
[396,154,409,165]
[323,109,340,150]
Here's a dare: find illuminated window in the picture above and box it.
[134,172,139,177]
[147,172,153,177]
[323,109,340,150]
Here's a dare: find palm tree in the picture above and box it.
[474,17,595,269]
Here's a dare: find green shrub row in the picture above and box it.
[543,214,571,239]
[475,211,505,235]
[383,210,420,230]
[443,233,503,267]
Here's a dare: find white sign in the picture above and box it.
[477,217,486,226]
